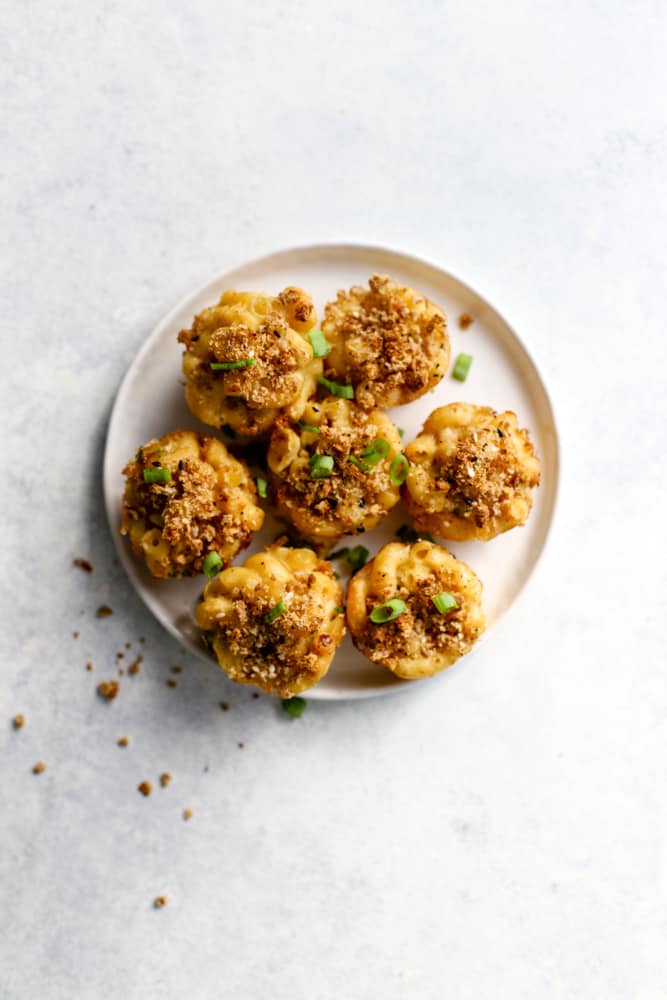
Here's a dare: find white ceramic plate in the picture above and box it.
[104,243,559,700]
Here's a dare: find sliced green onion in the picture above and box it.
[432,592,458,614]
[398,428,405,439]
[256,476,268,498]
[333,605,344,615]
[390,454,409,486]
[143,468,172,484]
[317,375,354,399]
[298,422,321,434]
[310,454,334,478]
[369,599,406,624]
[308,329,330,358]
[348,455,370,472]
[328,547,349,561]
[452,353,473,382]
[264,600,286,624]
[282,696,306,718]
[210,359,256,371]
[397,524,435,545]
[203,551,223,579]
[346,545,369,572]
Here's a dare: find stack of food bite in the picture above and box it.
[120,276,541,696]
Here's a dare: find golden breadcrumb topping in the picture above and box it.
[120,430,264,579]
[322,274,449,408]
[346,541,485,679]
[267,398,403,550]
[178,288,321,436]
[404,403,541,541]
[196,546,345,697]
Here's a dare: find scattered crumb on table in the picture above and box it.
[154,895,168,909]
[32,761,46,774]
[96,605,113,618]
[183,808,193,821]
[166,679,178,689]
[86,661,93,671]
[72,631,80,639]
[238,742,244,749]
[73,557,94,572]
[138,780,152,797]
[128,656,142,676]
[12,714,25,730]
[219,702,229,712]
[117,737,129,747]
[159,772,171,788]
[458,312,474,329]
[97,680,119,701]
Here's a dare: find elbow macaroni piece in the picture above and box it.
[346,541,485,679]
[178,288,321,436]
[120,430,264,579]
[321,274,449,409]
[267,397,404,550]
[403,403,541,541]
[196,546,345,696]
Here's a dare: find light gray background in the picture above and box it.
[2,2,666,998]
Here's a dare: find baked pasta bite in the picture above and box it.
[403,403,541,542]
[267,397,405,550]
[120,430,264,579]
[346,541,485,679]
[321,274,449,409]
[178,287,321,436]
[196,545,345,696]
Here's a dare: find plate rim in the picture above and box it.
[103,241,561,701]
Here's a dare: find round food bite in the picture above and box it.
[178,288,321,436]
[321,273,449,409]
[120,430,264,579]
[267,397,404,550]
[196,546,345,697]
[403,403,541,541]
[346,541,485,679]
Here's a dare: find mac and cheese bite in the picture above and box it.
[403,403,541,541]
[196,545,345,696]
[120,430,263,579]
[267,397,404,550]
[178,287,321,436]
[321,274,449,409]
[346,540,485,679]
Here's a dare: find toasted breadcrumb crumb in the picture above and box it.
[128,656,142,675]
[72,631,80,638]
[96,605,113,618]
[159,773,171,788]
[458,313,474,330]
[183,808,193,821]
[166,679,178,688]
[238,742,245,749]
[73,557,94,572]
[32,761,46,774]
[219,702,229,711]
[154,896,168,909]
[170,666,182,674]
[86,662,93,671]
[138,781,152,797]
[117,737,129,747]
[97,680,119,701]
[12,714,25,730]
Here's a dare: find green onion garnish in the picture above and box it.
[264,600,286,624]
[282,696,307,718]
[317,375,354,399]
[361,438,390,464]
[308,329,330,358]
[349,455,370,472]
[398,428,405,438]
[210,359,256,371]
[432,592,458,614]
[369,599,406,624]
[390,454,409,486]
[452,353,473,382]
[333,605,344,615]
[203,551,223,579]
[310,454,334,478]
[256,476,268,498]
[143,468,172,484]
[396,524,435,545]
[298,422,321,434]
[346,545,369,572]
